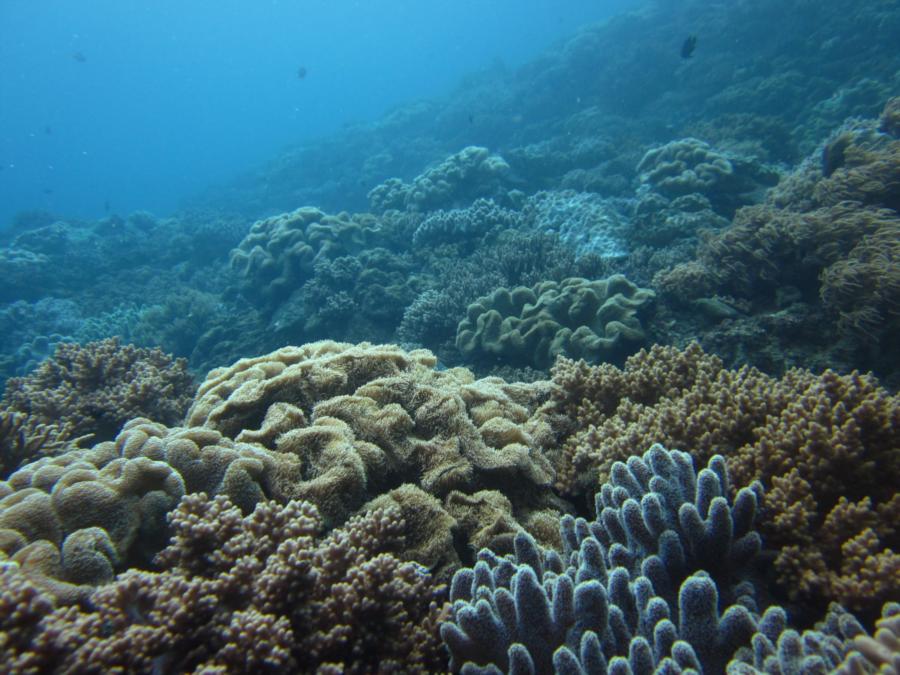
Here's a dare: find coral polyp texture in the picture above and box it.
[441,445,764,674]
[229,206,380,311]
[188,340,566,565]
[368,146,512,213]
[0,494,450,674]
[456,275,655,370]
[0,338,195,442]
[543,342,900,615]
[3,0,900,669]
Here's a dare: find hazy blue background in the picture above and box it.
[0,0,637,228]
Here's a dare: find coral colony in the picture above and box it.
[2,0,900,672]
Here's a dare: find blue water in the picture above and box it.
[0,0,635,227]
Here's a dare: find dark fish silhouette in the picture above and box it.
[72,51,87,63]
[43,188,54,195]
[468,114,474,124]
[680,35,697,59]
[297,66,307,79]
[44,125,53,135]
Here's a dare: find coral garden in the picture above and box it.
[2,0,900,672]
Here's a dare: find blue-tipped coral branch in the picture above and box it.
[441,444,765,674]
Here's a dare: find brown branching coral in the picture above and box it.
[0,410,74,480]
[0,494,450,674]
[1,338,195,442]
[655,102,900,357]
[542,342,900,614]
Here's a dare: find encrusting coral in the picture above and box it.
[0,493,450,674]
[542,342,900,615]
[0,337,195,442]
[456,275,655,370]
[441,445,765,674]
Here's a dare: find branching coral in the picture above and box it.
[1,338,195,442]
[543,343,900,614]
[0,410,74,480]
[442,445,764,674]
[0,494,450,674]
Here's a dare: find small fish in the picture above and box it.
[468,114,474,124]
[297,65,307,80]
[43,188,54,195]
[44,125,53,135]
[680,35,697,59]
[72,51,87,63]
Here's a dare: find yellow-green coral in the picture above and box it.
[456,275,655,370]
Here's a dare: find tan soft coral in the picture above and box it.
[0,417,301,600]
[543,343,900,613]
[1,338,195,442]
[187,340,566,559]
[0,494,450,674]
[228,207,380,311]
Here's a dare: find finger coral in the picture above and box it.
[442,445,763,674]
[1,338,195,442]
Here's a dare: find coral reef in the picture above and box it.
[544,343,900,615]
[0,410,74,480]
[0,416,307,598]
[276,248,422,344]
[441,445,763,674]
[456,275,655,370]
[0,494,449,674]
[187,340,565,562]
[368,146,512,213]
[521,190,629,258]
[636,138,779,216]
[655,101,900,375]
[411,198,522,250]
[1,338,195,442]
[229,207,380,312]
